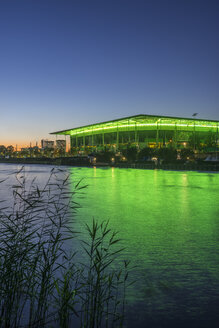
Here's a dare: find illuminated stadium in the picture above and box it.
[51,114,219,151]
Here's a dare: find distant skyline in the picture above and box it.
[0,0,218,148]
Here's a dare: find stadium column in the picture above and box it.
[162,131,166,147]
[193,122,196,151]
[135,122,138,145]
[102,131,104,146]
[145,131,148,147]
[174,123,178,149]
[76,135,78,148]
[156,122,159,147]
[83,135,85,148]
[216,123,219,160]
[128,119,131,143]
[116,124,119,149]
[92,127,94,147]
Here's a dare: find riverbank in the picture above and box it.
[115,162,219,171]
[0,157,218,171]
[0,157,92,167]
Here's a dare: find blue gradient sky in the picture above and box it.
[0,0,218,148]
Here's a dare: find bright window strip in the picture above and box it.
[69,122,218,136]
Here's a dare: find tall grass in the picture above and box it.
[0,167,131,327]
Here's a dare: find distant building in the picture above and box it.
[56,139,66,150]
[41,139,54,149]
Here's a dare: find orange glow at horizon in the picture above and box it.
[0,142,38,151]
[0,139,43,150]
[0,137,70,151]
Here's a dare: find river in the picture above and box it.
[0,163,219,327]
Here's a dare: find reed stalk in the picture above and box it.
[0,167,132,328]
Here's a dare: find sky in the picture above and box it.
[0,0,218,148]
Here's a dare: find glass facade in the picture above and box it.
[51,114,219,150]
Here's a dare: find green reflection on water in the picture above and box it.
[70,167,219,323]
[0,164,218,326]
[71,168,219,263]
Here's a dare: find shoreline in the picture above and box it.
[0,158,218,172]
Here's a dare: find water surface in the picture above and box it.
[0,163,219,327]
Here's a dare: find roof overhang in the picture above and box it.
[50,114,219,136]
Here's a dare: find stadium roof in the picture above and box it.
[50,114,219,136]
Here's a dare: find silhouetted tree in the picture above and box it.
[6,145,14,154]
[54,148,65,157]
[43,147,54,157]
[156,148,177,163]
[96,150,115,162]
[0,145,7,157]
[33,147,41,157]
[20,149,29,158]
[137,147,154,161]
[205,132,216,148]
[188,134,201,150]
[122,146,138,162]
[180,148,195,161]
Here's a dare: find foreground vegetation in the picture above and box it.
[0,168,131,328]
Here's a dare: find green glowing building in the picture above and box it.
[51,114,219,151]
